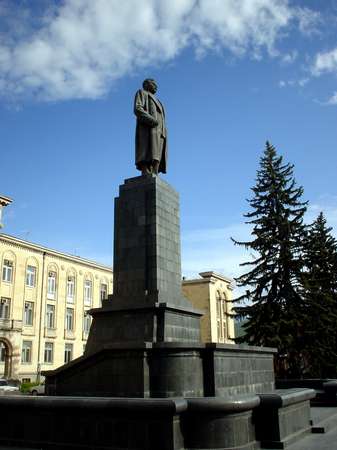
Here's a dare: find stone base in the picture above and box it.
[44,344,276,398]
[45,343,204,398]
[0,395,261,450]
[254,388,316,448]
[182,396,260,450]
[85,301,202,355]
[205,344,276,397]
[276,378,337,406]
[0,396,186,450]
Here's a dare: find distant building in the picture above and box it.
[182,271,235,343]
[0,233,113,382]
[0,195,12,229]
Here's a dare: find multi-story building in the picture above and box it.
[182,271,235,343]
[0,233,113,382]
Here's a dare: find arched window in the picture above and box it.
[84,274,93,306]
[100,277,108,304]
[0,339,13,378]
[222,292,228,340]
[47,264,59,300]
[25,257,38,288]
[66,269,77,304]
[2,251,16,284]
[0,342,5,362]
[216,290,223,341]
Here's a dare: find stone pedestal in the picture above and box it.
[113,175,190,308]
[45,175,203,397]
[85,175,202,356]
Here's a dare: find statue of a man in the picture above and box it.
[134,79,167,175]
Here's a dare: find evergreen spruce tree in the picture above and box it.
[300,212,337,377]
[232,142,307,376]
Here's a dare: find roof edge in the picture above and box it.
[0,233,112,273]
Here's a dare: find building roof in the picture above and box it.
[0,195,12,207]
[0,233,113,273]
[183,271,234,289]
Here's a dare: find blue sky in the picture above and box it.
[1,0,337,280]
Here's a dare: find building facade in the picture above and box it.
[0,233,113,382]
[182,271,235,343]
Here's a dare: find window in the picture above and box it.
[67,276,75,302]
[0,343,5,362]
[84,280,92,306]
[64,343,73,363]
[44,342,53,363]
[47,271,57,299]
[26,265,36,287]
[2,260,13,283]
[46,304,55,329]
[83,312,91,334]
[216,291,228,342]
[65,308,74,331]
[21,341,32,363]
[100,283,107,302]
[0,297,10,319]
[216,291,223,341]
[24,301,34,326]
[222,294,228,340]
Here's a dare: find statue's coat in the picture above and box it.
[134,89,167,174]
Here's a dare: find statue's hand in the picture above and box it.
[137,113,158,128]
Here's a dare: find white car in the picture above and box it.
[0,379,19,393]
[29,383,45,396]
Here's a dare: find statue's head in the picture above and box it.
[143,78,157,94]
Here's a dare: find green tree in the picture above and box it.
[300,212,337,377]
[232,142,307,376]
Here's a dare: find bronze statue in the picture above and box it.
[134,79,167,175]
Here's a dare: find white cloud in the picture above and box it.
[0,0,317,101]
[311,48,337,103]
[326,92,337,105]
[281,49,298,64]
[295,6,321,35]
[298,77,309,87]
[278,77,309,88]
[312,47,337,76]
[181,222,252,280]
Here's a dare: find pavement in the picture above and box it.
[263,406,337,450]
[287,426,337,450]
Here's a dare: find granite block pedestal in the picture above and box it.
[86,175,202,351]
[45,175,205,398]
